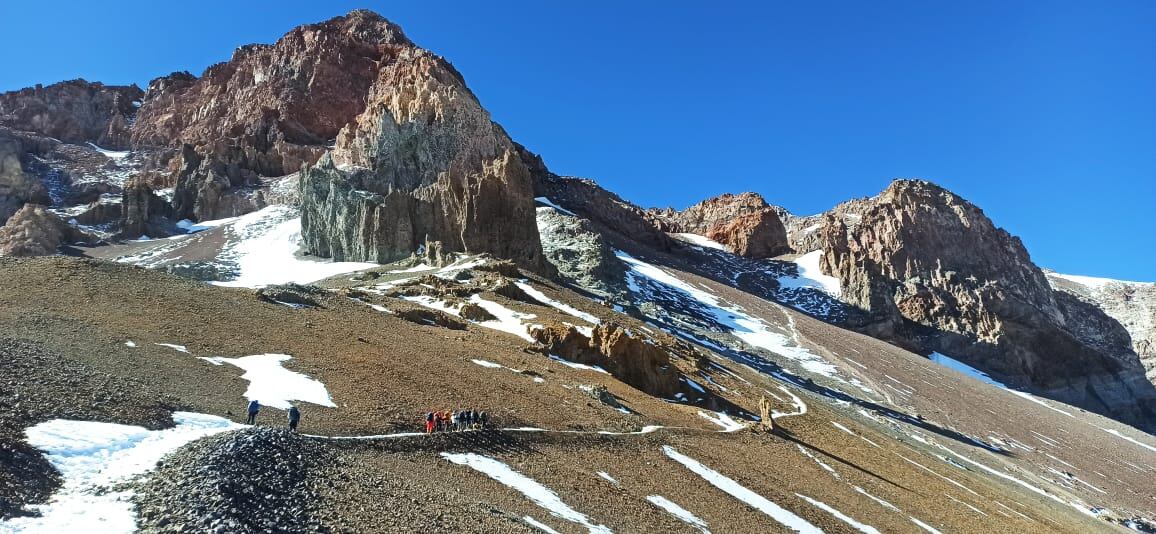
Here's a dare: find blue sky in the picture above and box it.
[2,1,1153,280]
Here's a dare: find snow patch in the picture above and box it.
[534,197,577,216]
[548,354,609,374]
[777,250,841,297]
[672,233,728,251]
[154,343,188,353]
[211,207,376,288]
[2,412,240,532]
[197,354,335,409]
[698,411,746,432]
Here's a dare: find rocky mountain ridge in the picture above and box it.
[0,9,1153,433]
[646,192,790,258]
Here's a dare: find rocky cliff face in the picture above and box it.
[120,11,407,234]
[1049,274,1156,387]
[647,192,789,258]
[773,198,872,255]
[130,11,400,175]
[817,179,1156,429]
[0,80,142,150]
[296,13,544,268]
[0,133,48,225]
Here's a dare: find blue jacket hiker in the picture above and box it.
[288,405,301,432]
[247,400,260,425]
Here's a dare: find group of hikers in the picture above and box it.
[425,409,489,433]
[246,400,301,431]
[244,400,489,435]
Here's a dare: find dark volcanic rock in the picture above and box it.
[133,428,334,533]
[534,203,627,299]
[648,192,790,258]
[0,79,142,149]
[818,179,1156,430]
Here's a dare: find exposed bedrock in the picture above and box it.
[818,179,1156,430]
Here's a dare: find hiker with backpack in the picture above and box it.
[246,400,260,425]
[288,404,301,432]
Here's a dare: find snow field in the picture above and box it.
[2,413,241,533]
[616,251,844,381]
[211,206,377,288]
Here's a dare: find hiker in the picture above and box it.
[451,410,460,432]
[288,405,301,432]
[246,400,260,425]
[471,409,480,430]
[425,411,435,434]
[479,410,489,429]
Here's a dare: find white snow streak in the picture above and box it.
[909,517,945,534]
[672,233,728,251]
[617,251,841,379]
[796,494,879,534]
[697,411,746,432]
[154,343,188,353]
[647,495,711,533]
[663,446,822,533]
[524,516,562,534]
[515,281,601,324]
[440,453,610,533]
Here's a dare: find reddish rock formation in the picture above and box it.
[647,192,789,258]
[0,80,142,150]
[818,179,1156,429]
[531,322,685,398]
[130,11,401,176]
[0,204,91,256]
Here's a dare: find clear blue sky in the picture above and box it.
[2,1,1153,280]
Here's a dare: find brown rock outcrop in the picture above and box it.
[647,193,789,258]
[0,133,48,224]
[0,204,91,256]
[297,12,545,270]
[818,179,1156,429]
[531,322,685,398]
[0,80,142,149]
